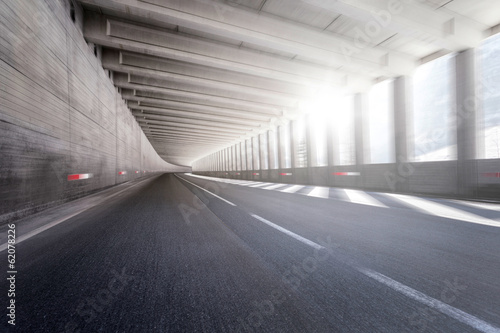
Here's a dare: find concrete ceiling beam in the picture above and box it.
[83,11,373,91]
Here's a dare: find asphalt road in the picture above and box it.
[1,173,500,332]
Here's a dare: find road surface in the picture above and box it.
[1,173,500,332]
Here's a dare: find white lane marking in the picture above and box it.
[307,186,330,199]
[248,182,274,188]
[0,177,154,252]
[185,174,253,186]
[344,189,388,208]
[359,268,500,333]
[262,183,288,190]
[250,214,324,250]
[0,210,88,253]
[248,211,500,332]
[184,173,208,179]
[175,174,236,206]
[243,182,263,187]
[280,185,305,193]
[384,193,500,227]
[238,181,259,186]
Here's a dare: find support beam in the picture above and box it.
[134,112,256,129]
[128,89,283,116]
[113,72,293,110]
[125,73,298,108]
[127,98,272,121]
[322,0,486,50]
[393,76,410,193]
[136,118,253,134]
[130,106,263,127]
[354,93,367,167]
[141,125,243,137]
[91,0,414,74]
[83,12,373,91]
[103,49,311,98]
[455,49,478,196]
[102,52,305,103]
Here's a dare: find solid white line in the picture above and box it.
[175,174,236,206]
[183,173,202,178]
[344,189,388,208]
[262,183,288,190]
[358,268,500,333]
[250,214,324,250]
[307,186,330,199]
[384,193,500,227]
[230,180,250,184]
[247,201,499,332]
[280,185,305,193]
[238,181,259,186]
[248,182,274,188]
[0,177,154,252]
[0,210,87,253]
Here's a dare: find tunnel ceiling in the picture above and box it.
[78,0,499,167]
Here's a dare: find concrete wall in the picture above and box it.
[0,0,189,223]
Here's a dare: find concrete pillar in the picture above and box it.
[222,148,225,172]
[326,112,335,186]
[277,125,283,170]
[267,131,272,170]
[241,144,244,171]
[289,121,297,183]
[258,134,262,173]
[326,119,335,168]
[233,145,236,172]
[354,93,367,188]
[305,115,313,184]
[306,115,312,168]
[233,145,237,172]
[290,121,296,168]
[239,142,243,172]
[218,151,221,172]
[354,93,366,167]
[455,49,478,197]
[266,131,270,171]
[253,136,258,172]
[393,76,410,193]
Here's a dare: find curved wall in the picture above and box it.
[0,0,189,223]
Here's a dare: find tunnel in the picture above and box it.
[1,0,500,332]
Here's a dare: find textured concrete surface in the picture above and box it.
[0,0,189,223]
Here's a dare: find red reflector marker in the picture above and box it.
[118,171,127,175]
[481,172,500,178]
[253,173,260,176]
[333,172,360,176]
[67,173,93,181]
[280,173,292,176]
[135,171,139,174]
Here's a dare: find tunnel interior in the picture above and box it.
[2,0,500,224]
[1,0,500,332]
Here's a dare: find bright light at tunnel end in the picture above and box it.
[298,87,348,120]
